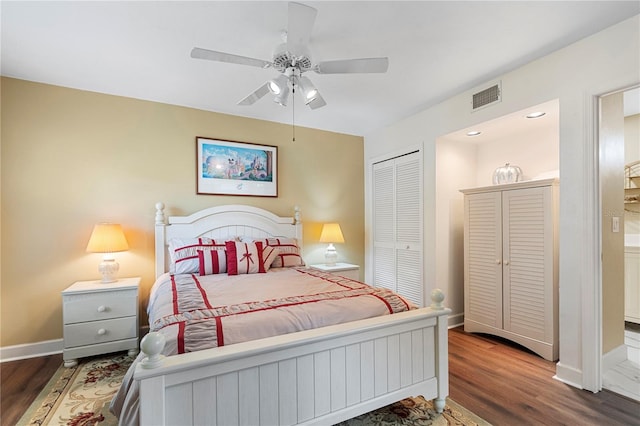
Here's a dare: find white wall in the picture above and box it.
[434,139,476,324]
[364,15,639,391]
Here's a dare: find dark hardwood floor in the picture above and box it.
[1,328,639,425]
[1,353,63,425]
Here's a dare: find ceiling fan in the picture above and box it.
[190,2,389,110]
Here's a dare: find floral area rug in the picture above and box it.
[17,353,132,426]
[19,352,490,426]
[336,396,491,426]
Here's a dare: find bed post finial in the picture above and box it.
[430,288,445,310]
[140,332,166,369]
[155,202,166,225]
[294,205,301,225]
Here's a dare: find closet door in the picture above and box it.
[502,186,554,342]
[464,191,503,328]
[372,151,423,306]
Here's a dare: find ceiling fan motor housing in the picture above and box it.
[272,43,312,73]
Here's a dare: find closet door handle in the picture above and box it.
[504,260,510,265]
[97,328,107,336]
[495,260,502,265]
[97,305,106,313]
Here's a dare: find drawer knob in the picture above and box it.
[97,328,107,336]
[97,305,107,313]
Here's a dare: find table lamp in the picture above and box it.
[319,223,344,266]
[86,223,129,283]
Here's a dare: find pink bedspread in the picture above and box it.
[111,267,414,424]
[148,267,412,355]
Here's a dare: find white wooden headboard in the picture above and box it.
[154,203,302,279]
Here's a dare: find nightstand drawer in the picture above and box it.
[64,316,137,348]
[63,289,137,324]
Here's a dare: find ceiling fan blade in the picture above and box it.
[237,82,271,105]
[314,57,389,74]
[287,2,317,56]
[191,47,272,69]
[307,92,327,110]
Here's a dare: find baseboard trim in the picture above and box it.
[0,339,63,363]
[448,313,464,329]
[554,362,584,390]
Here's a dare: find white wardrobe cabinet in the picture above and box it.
[461,178,559,361]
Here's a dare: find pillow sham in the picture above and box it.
[169,238,225,274]
[226,241,279,275]
[258,237,305,267]
[197,249,227,275]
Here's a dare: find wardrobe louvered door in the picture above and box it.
[461,179,558,361]
[463,191,503,329]
[372,151,423,307]
[502,186,555,344]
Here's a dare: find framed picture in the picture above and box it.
[196,137,278,197]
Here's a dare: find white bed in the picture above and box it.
[123,203,450,425]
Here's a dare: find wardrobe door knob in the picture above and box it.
[97,328,106,336]
[97,305,106,313]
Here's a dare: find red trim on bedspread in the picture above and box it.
[177,321,186,354]
[192,275,213,309]
[215,317,224,347]
[171,275,179,315]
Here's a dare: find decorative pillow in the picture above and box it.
[169,238,225,274]
[226,241,278,275]
[197,249,227,275]
[258,238,305,267]
[262,245,280,272]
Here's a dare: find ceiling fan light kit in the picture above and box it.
[190,1,389,110]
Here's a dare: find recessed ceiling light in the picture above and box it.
[526,111,546,119]
[466,131,481,136]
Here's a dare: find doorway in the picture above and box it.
[599,86,640,401]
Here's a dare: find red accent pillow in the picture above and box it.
[258,238,304,267]
[226,241,268,275]
[169,238,226,274]
[197,249,227,275]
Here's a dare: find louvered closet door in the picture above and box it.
[372,151,423,307]
[502,186,553,342]
[394,154,422,306]
[373,160,396,292]
[464,192,503,328]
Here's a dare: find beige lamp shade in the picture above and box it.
[86,223,128,283]
[86,223,129,253]
[319,223,345,244]
[319,223,344,266]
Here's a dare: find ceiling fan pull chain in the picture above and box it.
[292,84,296,142]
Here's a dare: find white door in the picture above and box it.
[464,191,503,328]
[372,151,423,306]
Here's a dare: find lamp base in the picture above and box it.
[98,258,119,283]
[324,243,338,267]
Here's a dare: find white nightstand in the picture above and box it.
[309,263,360,281]
[62,277,140,367]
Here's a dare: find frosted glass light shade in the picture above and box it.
[86,223,129,283]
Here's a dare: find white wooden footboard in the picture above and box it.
[134,301,449,426]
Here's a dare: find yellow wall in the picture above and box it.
[0,77,364,347]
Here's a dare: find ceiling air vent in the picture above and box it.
[472,81,501,111]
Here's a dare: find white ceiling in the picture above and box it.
[2,1,638,137]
